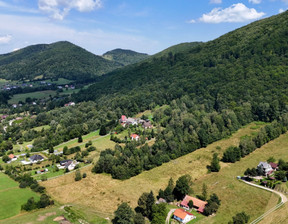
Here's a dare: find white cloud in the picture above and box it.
[188,19,196,23]
[38,0,102,20]
[199,3,265,23]
[210,0,222,4]
[248,0,262,4]
[279,8,288,13]
[0,14,158,55]
[0,35,12,44]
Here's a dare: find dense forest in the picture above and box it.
[102,48,149,66]
[73,11,288,117]
[87,12,288,178]
[0,41,123,82]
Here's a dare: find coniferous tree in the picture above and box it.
[78,135,83,143]
[210,153,220,172]
[99,126,107,136]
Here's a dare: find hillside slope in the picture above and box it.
[74,11,288,117]
[102,48,149,66]
[0,41,122,81]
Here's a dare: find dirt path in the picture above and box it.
[240,180,288,224]
[166,209,175,224]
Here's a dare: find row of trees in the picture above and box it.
[21,194,53,211]
[4,166,45,193]
[222,114,288,163]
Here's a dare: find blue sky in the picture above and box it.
[0,0,287,55]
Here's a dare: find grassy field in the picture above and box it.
[31,125,50,132]
[0,204,108,224]
[41,122,282,223]
[54,130,115,153]
[0,173,40,220]
[8,90,56,104]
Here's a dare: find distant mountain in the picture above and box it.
[102,49,149,66]
[0,41,123,82]
[74,11,288,116]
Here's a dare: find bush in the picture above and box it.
[75,170,82,181]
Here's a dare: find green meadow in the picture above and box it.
[0,173,40,220]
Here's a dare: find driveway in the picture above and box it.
[166,209,176,224]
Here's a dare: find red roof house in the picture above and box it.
[119,115,127,123]
[130,134,140,141]
[269,162,278,170]
[173,209,195,223]
[8,154,16,159]
[180,195,207,213]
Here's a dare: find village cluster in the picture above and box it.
[171,195,207,223]
[119,115,152,141]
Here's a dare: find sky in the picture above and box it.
[0,0,287,55]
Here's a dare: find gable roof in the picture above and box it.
[8,154,15,159]
[269,162,278,169]
[120,115,127,122]
[258,162,272,169]
[30,154,44,161]
[173,209,188,220]
[60,159,72,166]
[131,134,139,139]
[181,195,207,210]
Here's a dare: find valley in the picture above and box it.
[0,8,288,224]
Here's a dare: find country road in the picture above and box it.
[240,179,288,224]
[166,209,175,224]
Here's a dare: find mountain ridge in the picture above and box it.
[73,11,288,116]
[0,41,147,82]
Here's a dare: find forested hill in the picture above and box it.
[102,49,149,66]
[74,11,288,117]
[0,41,123,82]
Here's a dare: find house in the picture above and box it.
[36,168,48,174]
[173,209,195,223]
[131,134,140,141]
[126,117,138,126]
[60,159,72,166]
[58,160,78,171]
[26,144,33,150]
[29,154,44,163]
[8,154,17,162]
[269,162,278,170]
[119,115,127,123]
[156,198,167,204]
[64,102,75,107]
[142,120,152,129]
[257,162,273,176]
[181,195,208,213]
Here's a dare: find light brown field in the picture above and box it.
[42,123,281,223]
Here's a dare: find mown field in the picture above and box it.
[8,90,56,104]
[0,173,40,220]
[40,122,287,223]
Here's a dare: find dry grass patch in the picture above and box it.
[42,123,264,220]
[259,203,288,224]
